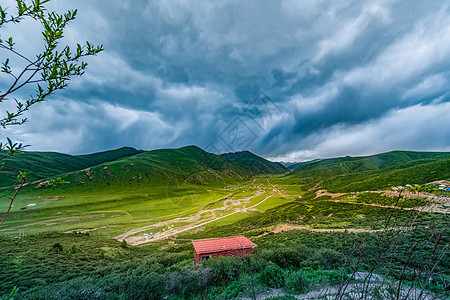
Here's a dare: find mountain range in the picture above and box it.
[1,146,449,193]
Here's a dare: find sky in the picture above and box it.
[1,0,450,162]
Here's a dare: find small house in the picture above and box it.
[192,236,257,265]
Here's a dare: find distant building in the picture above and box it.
[192,236,257,265]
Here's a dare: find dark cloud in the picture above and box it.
[1,0,449,160]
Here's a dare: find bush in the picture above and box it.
[247,256,270,273]
[210,274,253,299]
[285,271,307,293]
[166,267,212,298]
[259,265,285,288]
[257,245,311,268]
[308,248,344,269]
[285,267,348,294]
[21,279,106,300]
[203,256,243,285]
[50,243,64,253]
[122,272,166,300]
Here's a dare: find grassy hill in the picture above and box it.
[0,147,142,187]
[282,151,450,192]
[286,159,321,170]
[220,150,288,175]
[52,145,252,192]
[0,146,253,237]
[1,146,251,192]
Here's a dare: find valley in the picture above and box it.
[0,147,449,299]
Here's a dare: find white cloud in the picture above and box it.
[402,73,448,101]
[315,2,391,62]
[287,83,339,114]
[3,99,180,154]
[269,101,450,162]
[343,6,450,90]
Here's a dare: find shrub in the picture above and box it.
[257,245,311,268]
[21,279,106,300]
[167,267,209,298]
[285,271,307,293]
[203,256,243,285]
[309,248,344,269]
[259,265,285,288]
[285,267,348,293]
[50,243,64,253]
[247,256,270,273]
[122,272,166,300]
[212,274,252,299]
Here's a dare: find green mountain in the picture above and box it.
[0,147,142,187]
[220,151,288,175]
[287,159,322,170]
[45,145,252,192]
[4,146,449,194]
[285,151,450,192]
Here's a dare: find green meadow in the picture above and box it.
[1,148,449,299]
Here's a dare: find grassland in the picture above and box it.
[0,148,449,299]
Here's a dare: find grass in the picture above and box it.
[253,196,292,211]
[205,211,258,227]
[3,217,446,299]
[221,150,288,175]
[0,147,141,188]
[0,184,231,237]
[282,151,450,192]
[1,148,449,298]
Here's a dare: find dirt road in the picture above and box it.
[115,190,271,245]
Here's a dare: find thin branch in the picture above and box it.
[0,43,36,65]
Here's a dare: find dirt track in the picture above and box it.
[315,187,450,214]
[316,189,347,198]
[329,196,450,214]
[115,190,270,245]
[250,224,390,240]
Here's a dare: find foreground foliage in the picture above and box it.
[1,212,448,299]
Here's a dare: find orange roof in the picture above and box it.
[192,236,257,254]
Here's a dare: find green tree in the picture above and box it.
[0,0,103,224]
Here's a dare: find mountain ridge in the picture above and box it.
[0,146,142,187]
[220,150,288,175]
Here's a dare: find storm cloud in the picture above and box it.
[1,0,449,161]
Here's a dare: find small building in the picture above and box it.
[192,236,257,265]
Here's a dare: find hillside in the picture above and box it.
[220,150,288,175]
[0,147,142,187]
[284,151,450,192]
[42,145,252,192]
[286,159,322,170]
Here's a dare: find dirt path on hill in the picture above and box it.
[316,189,347,198]
[314,188,450,214]
[115,190,270,245]
[267,178,285,198]
[250,224,389,239]
[272,224,385,233]
[329,197,450,214]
